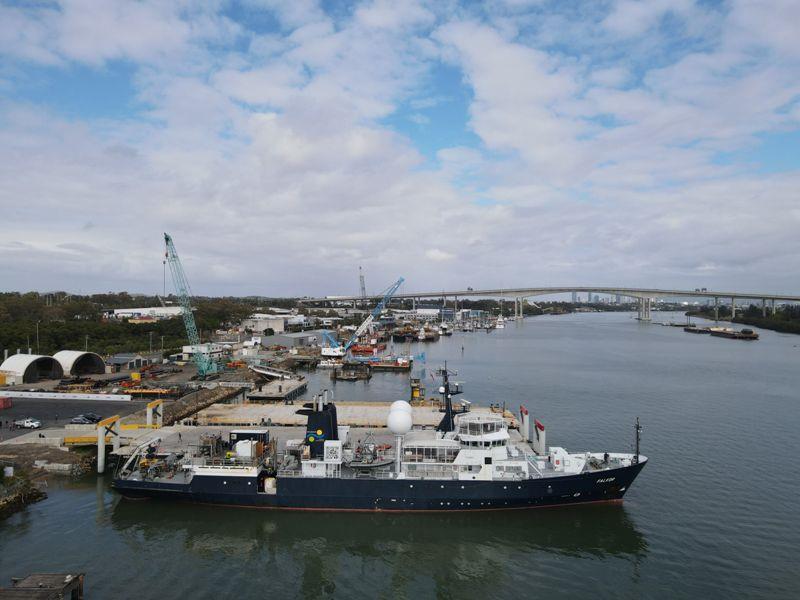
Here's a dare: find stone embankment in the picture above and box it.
[1,473,47,519]
[164,386,246,425]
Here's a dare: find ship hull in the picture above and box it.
[112,460,646,512]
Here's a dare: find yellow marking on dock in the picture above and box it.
[64,435,111,446]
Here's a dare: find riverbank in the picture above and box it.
[0,472,46,519]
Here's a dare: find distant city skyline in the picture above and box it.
[1,1,799,296]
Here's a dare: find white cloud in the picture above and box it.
[0,0,799,296]
[426,249,456,262]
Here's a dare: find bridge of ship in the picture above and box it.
[300,287,800,321]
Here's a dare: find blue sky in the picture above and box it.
[0,0,799,295]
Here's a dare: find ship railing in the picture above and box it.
[189,457,263,468]
[277,467,397,480]
[520,450,545,478]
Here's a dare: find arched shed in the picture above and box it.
[0,354,64,383]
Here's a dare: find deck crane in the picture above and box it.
[163,233,217,377]
[322,277,404,357]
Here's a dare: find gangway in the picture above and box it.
[248,364,296,380]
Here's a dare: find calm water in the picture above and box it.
[2,312,798,598]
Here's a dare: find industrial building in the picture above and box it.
[258,330,325,348]
[106,352,154,372]
[105,306,184,320]
[242,313,309,334]
[0,354,63,383]
[53,350,105,376]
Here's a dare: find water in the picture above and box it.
[2,312,798,598]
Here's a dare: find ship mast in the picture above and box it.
[633,417,642,464]
[436,362,461,432]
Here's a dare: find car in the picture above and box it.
[71,415,93,425]
[82,412,103,423]
[13,418,41,429]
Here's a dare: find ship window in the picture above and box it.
[484,457,492,465]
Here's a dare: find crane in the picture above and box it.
[163,233,217,377]
[321,277,404,357]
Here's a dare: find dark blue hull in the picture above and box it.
[112,460,646,511]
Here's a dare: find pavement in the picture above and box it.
[0,397,149,442]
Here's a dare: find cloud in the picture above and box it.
[0,0,799,296]
[425,249,456,262]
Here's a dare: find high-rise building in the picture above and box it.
[571,291,577,303]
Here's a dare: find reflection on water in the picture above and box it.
[109,496,647,597]
[110,498,647,560]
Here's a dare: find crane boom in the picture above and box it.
[344,277,404,351]
[163,233,216,377]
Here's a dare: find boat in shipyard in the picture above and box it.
[112,369,647,511]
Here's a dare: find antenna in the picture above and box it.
[435,361,461,433]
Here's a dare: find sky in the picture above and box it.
[1,0,799,297]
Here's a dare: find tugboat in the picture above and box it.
[112,369,647,511]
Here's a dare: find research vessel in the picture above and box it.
[112,369,647,511]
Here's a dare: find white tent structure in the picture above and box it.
[0,354,64,383]
[53,350,106,376]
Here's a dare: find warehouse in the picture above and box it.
[0,354,64,383]
[53,350,106,376]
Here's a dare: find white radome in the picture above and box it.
[389,400,412,414]
[387,409,413,435]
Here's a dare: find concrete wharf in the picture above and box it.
[196,401,517,428]
[246,378,307,403]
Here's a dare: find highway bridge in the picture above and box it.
[300,286,800,321]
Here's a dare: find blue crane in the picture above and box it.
[163,233,217,377]
[321,277,404,357]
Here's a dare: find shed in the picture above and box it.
[106,353,146,372]
[0,355,63,383]
[53,351,105,376]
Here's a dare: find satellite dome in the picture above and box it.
[387,410,413,435]
[390,400,412,414]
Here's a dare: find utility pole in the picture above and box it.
[161,336,165,357]
[36,321,40,354]
[149,331,154,354]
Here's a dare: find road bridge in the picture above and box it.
[300,286,800,322]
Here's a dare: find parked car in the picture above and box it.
[70,415,93,425]
[13,418,41,429]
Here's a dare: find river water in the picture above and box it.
[2,312,798,598]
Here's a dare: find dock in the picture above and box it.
[246,378,307,403]
[196,401,517,428]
